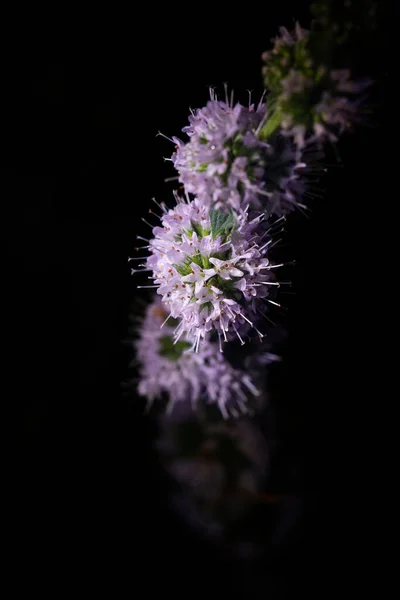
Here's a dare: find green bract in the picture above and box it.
[159,335,192,361]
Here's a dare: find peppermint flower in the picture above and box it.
[262,23,370,146]
[143,197,281,347]
[169,88,308,216]
[313,70,370,142]
[157,417,269,538]
[135,297,266,418]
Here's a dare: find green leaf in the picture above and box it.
[258,110,282,140]
[190,253,203,267]
[191,220,210,238]
[199,301,212,314]
[222,211,236,234]
[168,317,181,328]
[209,209,236,240]
[232,134,248,157]
[173,263,192,276]
[159,335,191,361]
[201,254,211,269]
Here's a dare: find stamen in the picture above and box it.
[173,327,184,344]
[248,213,265,225]
[265,216,286,233]
[262,263,284,269]
[233,323,245,345]
[243,377,259,396]
[156,131,174,143]
[237,397,248,413]
[160,313,173,329]
[257,89,267,109]
[195,331,201,353]
[253,325,265,339]
[246,89,253,108]
[218,400,229,420]
[218,332,223,353]
[255,113,268,135]
[224,82,229,104]
[267,238,283,251]
[239,313,253,327]
[258,309,276,326]
[265,299,281,307]
[130,268,152,274]
[141,217,155,228]
[152,197,168,213]
[137,285,158,289]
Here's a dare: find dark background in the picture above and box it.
[5,2,391,595]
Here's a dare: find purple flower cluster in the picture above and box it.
[125,9,372,555]
[171,89,308,216]
[262,23,370,147]
[135,297,269,418]
[313,69,370,143]
[146,197,280,347]
[130,14,369,420]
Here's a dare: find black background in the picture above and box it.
[5,2,391,595]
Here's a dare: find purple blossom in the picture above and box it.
[273,22,308,50]
[135,297,268,418]
[144,197,281,347]
[263,23,371,147]
[313,70,371,142]
[170,88,308,216]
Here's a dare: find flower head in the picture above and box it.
[262,24,370,146]
[135,297,268,418]
[170,88,308,216]
[145,197,281,346]
[157,417,269,538]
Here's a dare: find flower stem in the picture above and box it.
[258,110,282,141]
